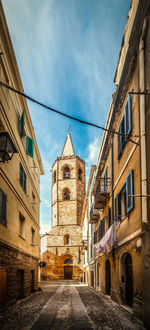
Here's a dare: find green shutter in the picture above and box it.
[21,110,25,136]
[26,136,34,158]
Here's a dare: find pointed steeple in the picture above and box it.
[61,134,75,157]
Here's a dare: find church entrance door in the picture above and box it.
[64,266,72,279]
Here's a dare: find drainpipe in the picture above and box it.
[111,136,115,263]
[139,18,149,327]
[139,20,148,225]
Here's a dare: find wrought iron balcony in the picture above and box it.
[94,178,110,210]
[89,203,100,223]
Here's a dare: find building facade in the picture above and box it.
[87,0,150,327]
[41,134,85,280]
[0,1,44,307]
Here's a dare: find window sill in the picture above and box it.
[0,220,7,227]
[19,235,26,240]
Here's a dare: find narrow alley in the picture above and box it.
[0,281,146,330]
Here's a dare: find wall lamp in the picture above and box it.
[0,132,18,162]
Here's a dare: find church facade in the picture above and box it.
[40,134,85,280]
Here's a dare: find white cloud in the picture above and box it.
[87,137,100,164]
[40,223,51,235]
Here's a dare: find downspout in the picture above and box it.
[111,136,115,263]
[139,18,150,327]
[139,19,148,225]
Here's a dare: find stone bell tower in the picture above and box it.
[41,134,86,280]
[51,133,85,228]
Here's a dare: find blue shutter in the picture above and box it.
[125,96,132,137]
[126,170,134,213]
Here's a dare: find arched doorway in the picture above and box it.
[125,253,133,307]
[105,259,111,295]
[97,263,100,290]
[64,259,73,279]
[120,252,133,307]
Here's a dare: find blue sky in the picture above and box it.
[2,0,130,234]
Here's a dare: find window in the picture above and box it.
[115,170,134,221]
[64,234,69,245]
[126,170,134,213]
[98,218,105,241]
[19,163,27,193]
[31,227,35,245]
[19,213,25,239]
[104,167,108,192]
[94,231,97,244]
[78,168,82,181]
[32,191,36,211]
[26,136,34,158]
[0,188,7,226]
[63,188,70,201]
[118,96,132,159]
[53,171,56,184]
[63,166,70,179]
[21,110,25,136]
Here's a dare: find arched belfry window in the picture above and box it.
[64,234,70,245]
[63,166,70,179]
[78,168,82,181]
[63,188,70,201]
[53,171,56,184]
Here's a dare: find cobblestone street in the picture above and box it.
[0,281,147,330]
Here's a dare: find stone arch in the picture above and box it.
[63,188,70,201]
[63,165,70,179]
[120,252,133,307]
[58,253,73,266]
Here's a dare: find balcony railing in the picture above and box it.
[89,203,99,223]
[95,178,110,210]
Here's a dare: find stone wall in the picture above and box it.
[0,242,38,306]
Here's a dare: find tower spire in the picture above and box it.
[61,133,75,157]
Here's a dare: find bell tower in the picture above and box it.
[51,134,85,228]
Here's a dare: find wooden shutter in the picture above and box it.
[126,170,134,213]
[118,126,122,159]
[0,189,7,225]
[27,136,34,158]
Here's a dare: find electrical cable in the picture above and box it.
[0,81,139,145]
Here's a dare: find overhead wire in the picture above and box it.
[0,81,139,145]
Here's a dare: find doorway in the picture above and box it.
[31,270,35,293]
[105,259,111,295]
[97,263,100,290]
[64,266,72,279]
[120,252,133,307]
[17,269,24,299]
[125,253,133,307]
[91,271,94,288]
